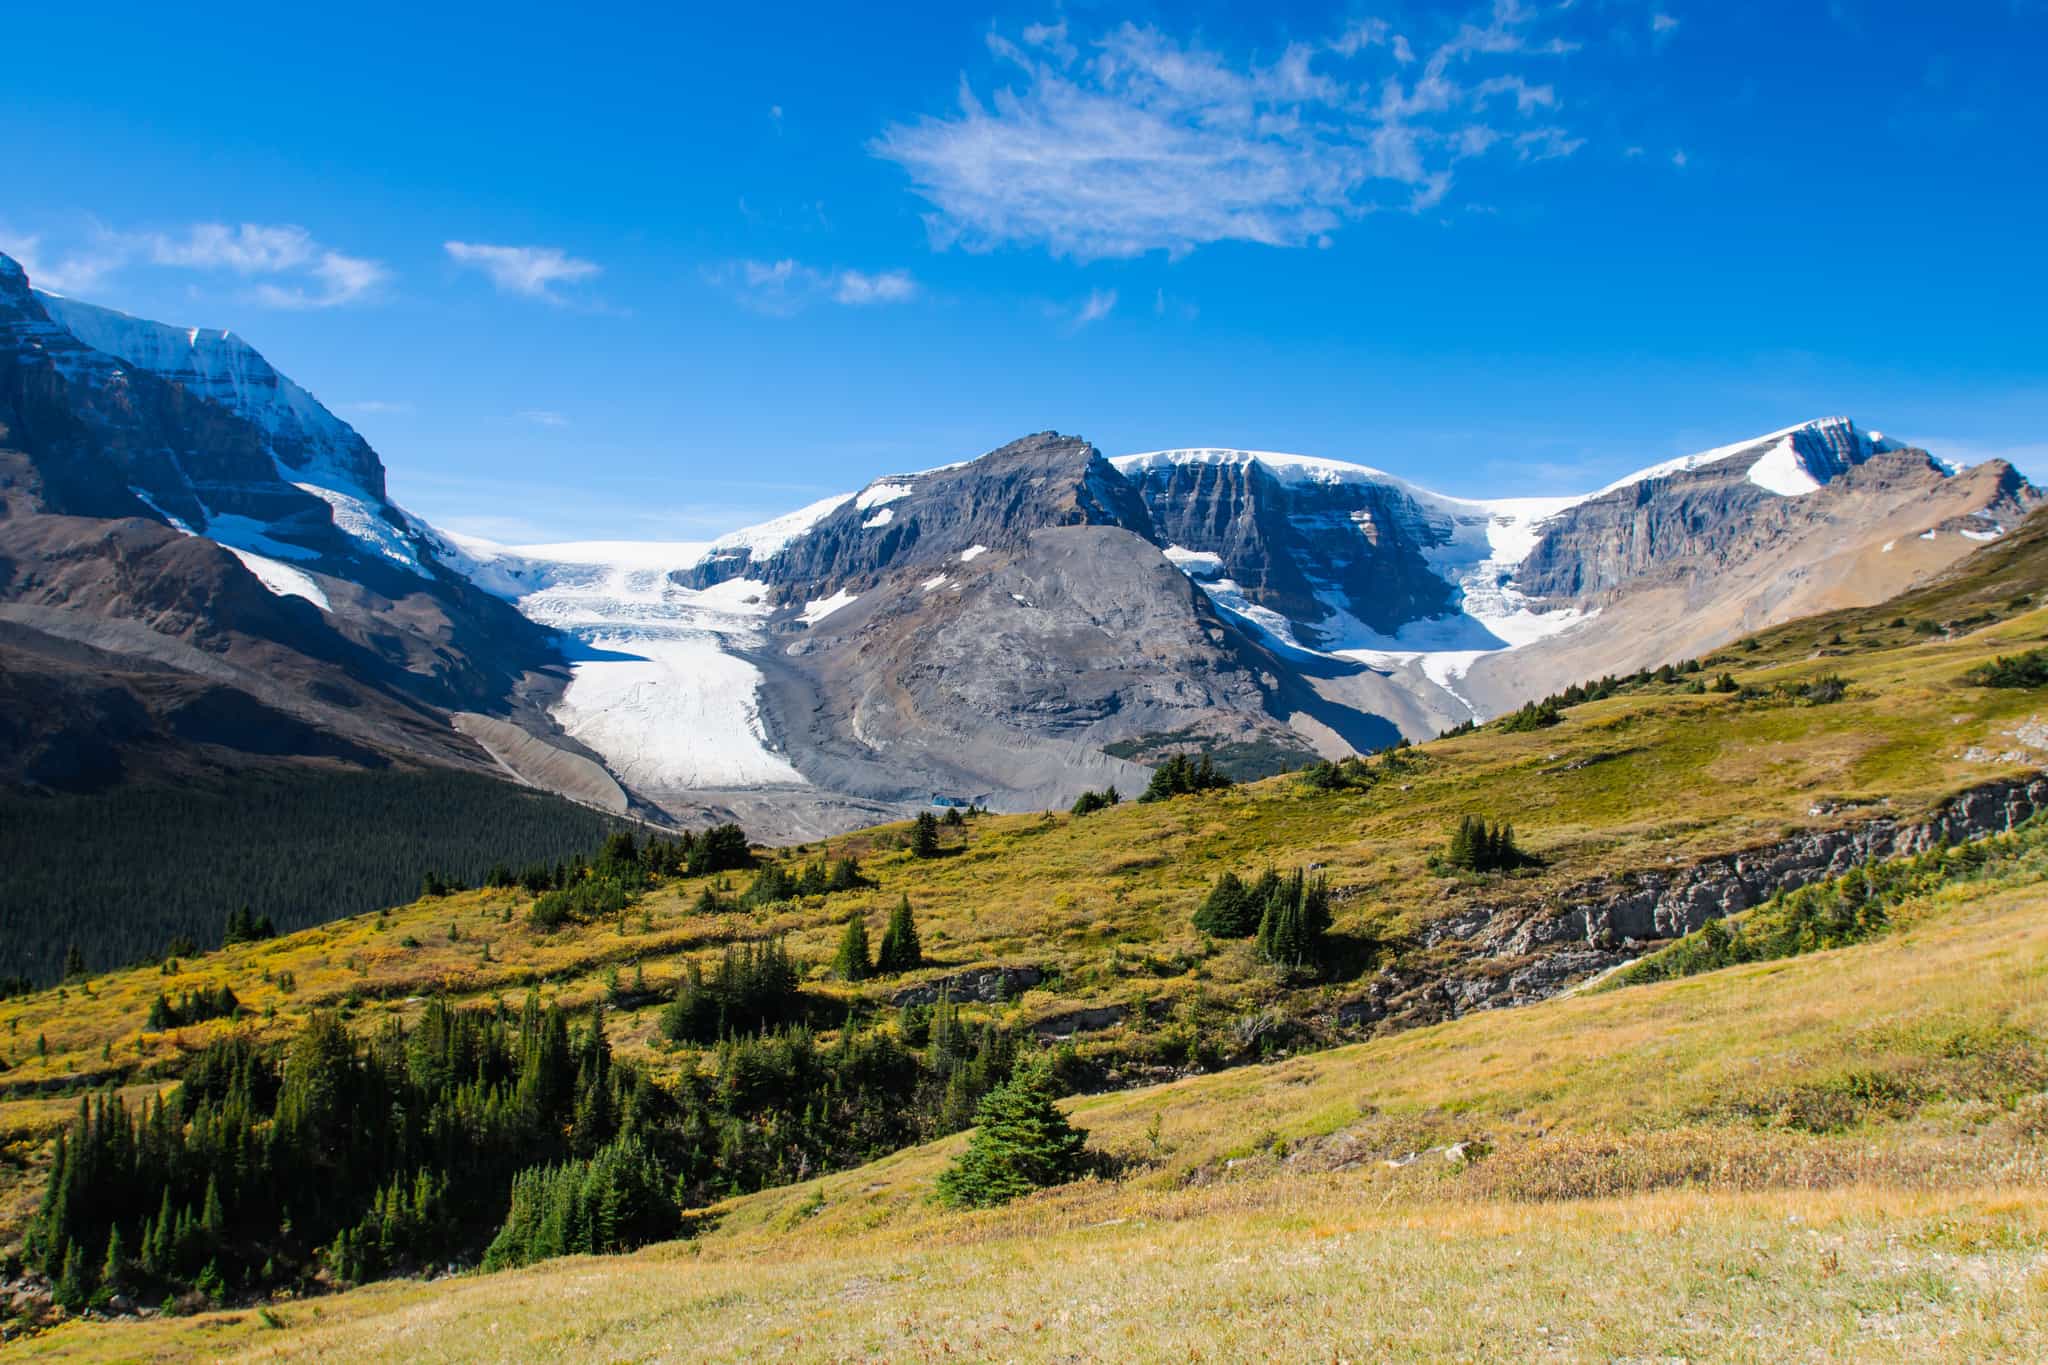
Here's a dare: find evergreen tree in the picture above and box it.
[54,1238,89,1310]
[833,913,873,982]
[101,1222,128,1290]
[62,943,85,979]
[1444,816,1527,873]
[910,811,942,858]
[743,861,794,907]
[1254,870,1331,972]
[1137,751,1235,803]
[876,897,922,974]
[934,1059,1090,1208]
[1190,872,1260,937]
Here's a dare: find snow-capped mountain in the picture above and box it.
[428,418,2034,830]
[0,250,567,802]
[36,291,390,500]
[3,247,2037,838]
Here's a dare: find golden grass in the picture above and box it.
[23,853,2048,1361]
[6,605,2044,1099]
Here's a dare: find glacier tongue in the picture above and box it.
[423,534,809,791]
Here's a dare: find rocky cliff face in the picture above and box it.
[1114,451,1458,640]
[757,520,1313,810]
[37,291,388,499]
[1515,419,1926,605]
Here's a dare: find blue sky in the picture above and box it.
[4,0,2044,541]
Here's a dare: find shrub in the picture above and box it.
[1137,752,1233,803]
[1800,673,1849,705]
[1070,786,1121,817]
[1964,648,2048,689]
[1299,756,1376,791]
[1497,699,1561,732]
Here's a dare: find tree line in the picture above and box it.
[0,771,633,986]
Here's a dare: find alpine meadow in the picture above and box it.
[4,1,2047,1360]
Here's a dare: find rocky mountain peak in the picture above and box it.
[679,430,1155,598]
[36,290,389,500]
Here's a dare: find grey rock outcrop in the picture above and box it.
[1414,773,2048,1014]
[890,965,1045,1008]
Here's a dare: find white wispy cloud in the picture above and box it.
[518,409,570,428]
[1072,288,1117,328]
[1042,288,1118,332]
[444,241,601,302]
[1,222,387,306]
[710,259,919,315]
[340,400,416,416]
[872,2,1584,260]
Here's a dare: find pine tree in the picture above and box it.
[1447,816,1477,870]
[1255,870,1330,972]
[202,1175,225,1242]
[910,811,941,858]
[877,897,922,974]
[62,943,85,979]
[833,913,873,982]
[935,1059,1090,1207]
[54,1238,89,1310]
[101,1223,128,1290]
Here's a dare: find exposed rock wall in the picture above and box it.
[1347,774,2048,1026]
[1119,456,1456,638]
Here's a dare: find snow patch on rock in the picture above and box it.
[223,547,331,611]
[801,589,860,624]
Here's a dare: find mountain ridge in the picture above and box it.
[2,248,2037,840]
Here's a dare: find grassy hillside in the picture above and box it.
[22,834,2048,1360]
[6,513,2048,1351]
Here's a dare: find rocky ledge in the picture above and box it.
[1341,772,2048,1028]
